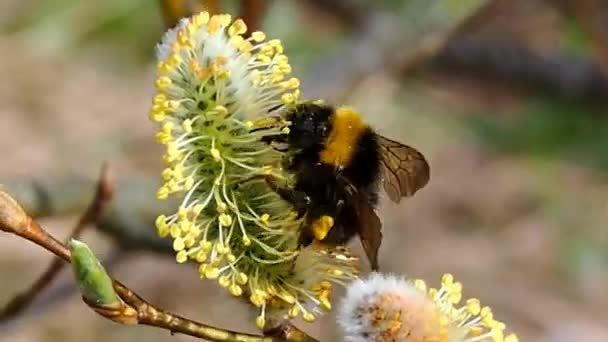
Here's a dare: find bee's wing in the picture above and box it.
[344,184,382,271]
[376,134,430,203]
[356,198,382,271]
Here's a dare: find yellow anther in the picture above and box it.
[227,253,236,262]
[206,15,222,33]
[238,40,253,53]
[244,121,254,129]
[204,266,220,279]
[156,187,169,200]
[216,242,228,254]
[229,284,243,296]
[155,132,170,145]
[229,35,244,48]
[255,315,265,329]
[161,168,172,181]
[217,201,227,213]
[260,213,270,224]
[228,19,247,36]
[173,238,185,251]
[183,177,194,190]
[256,54,272,64]
[219,275,231,288]
[184,235,195,248]
[505,334,519,342]
[288,305,300,318]
[242,235,251,246]
[155,215,167,229]
[155,76,172,90]
[169,224,181,238]
[178,206,188,220]
[213,105,228,115]
[200,240,213,251]
[250,294,264,307]
[179,220,191,233]
[177,31,194,48]
[219,213,233,227]
[251,31,266,42]
[166,54,182,67]
[281,93,295,104]
[182,119,193,133]
[236,272,248,285]
[210,148,221,161]
[277,292,295,304]
[149,110,165,123]
[153,93,167,105]
[442,273,454,286]
[192,11,209,26]
[195,250,207,262]
[302,312,315,322]
[175,250,188,263]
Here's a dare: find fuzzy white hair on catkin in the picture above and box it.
[156,17,190,61]
[337,273,431,342]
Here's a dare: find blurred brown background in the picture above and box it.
[1,0,608,341]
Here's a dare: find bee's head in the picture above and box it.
[285,103,333,149]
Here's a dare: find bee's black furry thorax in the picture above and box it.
[284,103,382,245]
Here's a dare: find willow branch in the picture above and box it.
[434,36,608,102]
[0,190,317,342]
[301,0,493,101]
[0,164,113,321]
[2,175,173,254]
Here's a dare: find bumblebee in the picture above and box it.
[264,103,430,270]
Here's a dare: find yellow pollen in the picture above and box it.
[155,76,172,90]
[229,284,243,296]
[236,272,248,285]
[302,312,315,322]
[251,31,266,42]
[242,235,251,246]
[175,250,188,263]
[173,238,185,251]
[192,11,209,26]
[219,213,233,227]
[228,19,247,36]
[204,266,220,279]
[219,275,231,288]
[255,316,265,329]
[210,148,221,161]
[311,215,334,241]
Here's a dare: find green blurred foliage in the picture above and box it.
[468,99,608,173]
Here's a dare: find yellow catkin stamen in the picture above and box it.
[255,316,265,329]
[251,31,265,42]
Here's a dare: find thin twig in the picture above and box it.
[0,248,127,334]
[301,0,494,102]
[0,164,113,321]
[0,190,318,342]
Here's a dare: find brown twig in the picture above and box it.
[0,190,317,342]
[239,0,268,37]
[0,164,114,321]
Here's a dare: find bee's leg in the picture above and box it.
[237,174,310,215]
[262,176,310,215]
